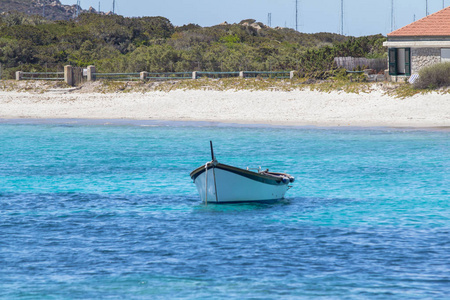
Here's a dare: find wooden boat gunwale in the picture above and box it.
[190,162,292,186]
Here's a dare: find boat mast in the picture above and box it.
[210,141,216,161]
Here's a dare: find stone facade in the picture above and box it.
[411,48,441,74]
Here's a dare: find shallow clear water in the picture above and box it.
[0,121,449,299]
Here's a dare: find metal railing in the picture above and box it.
[21,72,64,81]
[16,68,296,84]
[243,71,291,79]
[145,72,192,80]
[196,71,240,79]
[94,72,141,81]
[94,71,291,80]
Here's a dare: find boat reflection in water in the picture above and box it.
[190,142,294,204]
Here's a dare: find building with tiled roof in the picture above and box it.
[383,6,450,80]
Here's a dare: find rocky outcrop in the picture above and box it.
[239,19,267,31]
[0,0,106,21]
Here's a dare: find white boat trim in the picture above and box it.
[190,161,294,203]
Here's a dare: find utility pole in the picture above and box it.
[98,1,100,12]
[426,0,429,16]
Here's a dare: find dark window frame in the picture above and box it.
[388,47,411,76]
[405,48,411,76]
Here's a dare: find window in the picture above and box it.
[389,48,411,76]
[441,49,450,62]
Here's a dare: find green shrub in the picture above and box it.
[0,12,386,79]
[414,62,450,89]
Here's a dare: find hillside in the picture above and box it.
[0,0,97,20]
[0,12,386,79]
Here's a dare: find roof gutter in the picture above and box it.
[383,40,450,48]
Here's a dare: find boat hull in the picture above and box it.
[191,163,292,203]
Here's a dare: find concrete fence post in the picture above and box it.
[290,70,297,79]
[192,71,198,79]
[64,65,73,86]
[239,71,245,78]
[15,71,23,81]
[140,71,148,81]
[87,65,96,81]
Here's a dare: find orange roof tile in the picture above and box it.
[388,6,450,37]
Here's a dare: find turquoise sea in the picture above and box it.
[0,120,449,299]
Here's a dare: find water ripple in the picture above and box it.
[0,124,449,298]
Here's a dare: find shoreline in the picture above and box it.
[0,88,449,130]
[1,118,449,132]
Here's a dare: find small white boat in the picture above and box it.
[190,142,294,203]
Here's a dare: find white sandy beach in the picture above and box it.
[0,88,449,128]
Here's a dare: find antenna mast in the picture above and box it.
[113,0,115,14]
[342,0,344,35]
[295,0,298,31]
[268,13,272,27]
[426,0,429,16]
[391,0,394,31]
[75,0,80,17]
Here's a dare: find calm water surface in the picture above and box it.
[0,121,449,299]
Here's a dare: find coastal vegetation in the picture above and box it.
[3,76,449,99]
[413,62,450,90]
[0,12,386,79]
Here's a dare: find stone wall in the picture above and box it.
[411,48,441,74]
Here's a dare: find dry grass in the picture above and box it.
[383,82,450,99]
[0,80,71,92]
[309,81,374,94]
